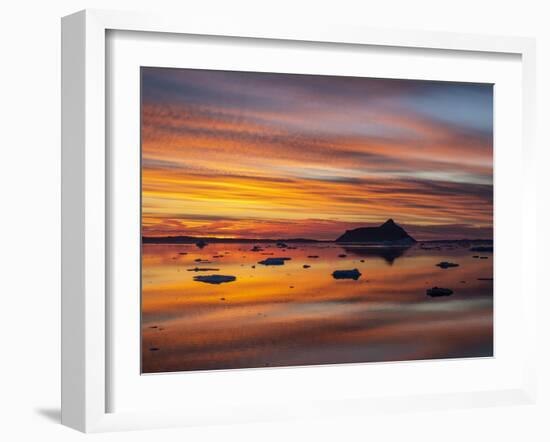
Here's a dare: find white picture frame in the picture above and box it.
[61,9,537,433]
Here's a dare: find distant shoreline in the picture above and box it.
[142,236,493,245]
[142,236,327,244]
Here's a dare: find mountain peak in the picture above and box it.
[336,219,415,244]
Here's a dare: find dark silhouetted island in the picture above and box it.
[336,219,416,245]
[142,219,491,247]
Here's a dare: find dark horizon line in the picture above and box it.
[142,235,493,244]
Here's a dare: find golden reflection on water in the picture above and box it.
[141,242,493,373]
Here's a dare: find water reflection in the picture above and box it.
[142,242,493,373]
[342,245,411,264]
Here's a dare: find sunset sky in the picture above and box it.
[141,68,493,241]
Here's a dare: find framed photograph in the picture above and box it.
[61,9,537,432]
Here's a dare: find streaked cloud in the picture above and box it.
[142,67,493,240]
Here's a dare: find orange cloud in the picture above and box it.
[141,69,492,240]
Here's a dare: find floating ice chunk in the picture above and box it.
[332,269,361,280]
[436,261,459,269]
[426,287,453,297]
[258,257,291,266]
[193,275,236,284]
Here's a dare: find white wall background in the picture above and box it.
[0,1,547,441]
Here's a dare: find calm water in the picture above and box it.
[141,242,493,373]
